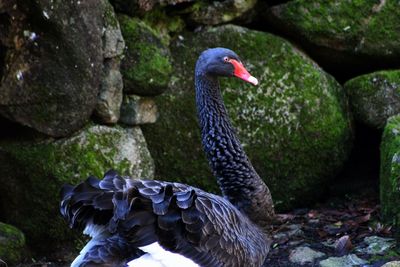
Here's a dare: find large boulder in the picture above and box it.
[0,222,26,265]
[118,15,172,96]
[0,125,154,255]
[267,0,400,73]
[142,25,353,210]
[380,115,400,228]
[0,0,110,137]
[344,70,400,129]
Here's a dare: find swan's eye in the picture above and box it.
[223,56,229,62]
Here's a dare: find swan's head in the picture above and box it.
[197,47,258,86]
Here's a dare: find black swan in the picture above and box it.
[60,47,275,267]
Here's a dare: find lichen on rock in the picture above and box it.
[95,1,125,124]
[120,95,158,125]
[118,15,172,96]
[265,0,400,68]
[0,125,154,254]
[344,70,400,129]
[142,24,353,210]
[189,0,257,25]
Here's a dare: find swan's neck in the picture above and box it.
[195,73,275,228]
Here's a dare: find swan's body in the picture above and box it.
[61,48,274,266]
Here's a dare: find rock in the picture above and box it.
[118,15,172,96]
[120,95,158,125]
[289,246,325,265]
[95,59,124,124]
[319,254,367,267]
[273,224,304,240]
[382,261,400,267]
[111,0,195,16]
[189,0,257,25]
[380,115,400,227]
[356,236,395,255]
[0,222,25,265]
[102,3,125,59]
[111,1,186,44]
[95,2,124,124]
[142,24,353,210]
[0,125,154,254]
[344,70,400,129]
[111,0,195,15]
[267,1,400,73]
[0,0,109,137]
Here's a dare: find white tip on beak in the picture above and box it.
[248,76,258,86]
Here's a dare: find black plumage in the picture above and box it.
[61,171,269,266]
[60,48,274,267]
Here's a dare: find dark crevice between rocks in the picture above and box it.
[329,122,382,199]
[0,12,10,81]
[0,116,41,140]
[0,44,6,81]
[263,0,293,7]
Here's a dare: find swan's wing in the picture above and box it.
[78,235,145,267]
[60,170,268,266]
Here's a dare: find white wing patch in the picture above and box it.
[71,224,108,267]
[128,242,199,267]
[73,225,198,267]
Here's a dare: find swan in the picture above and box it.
[60,47,275,267]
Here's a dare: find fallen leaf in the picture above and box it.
[335,235,353,256]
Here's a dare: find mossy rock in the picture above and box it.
[118,15,172,96]
[0,222,25,265]
[268,0,400,62]
[382,261,400,267]
[380,115,400,228]
[110,2,185,44]
[0,125,154,255]
[189,0,257,25]
[142,25,353,210]
[345,70,400,129]
[141,7,186,45]
[0,0,108,137]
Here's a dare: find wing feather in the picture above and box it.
[60,170,269,266]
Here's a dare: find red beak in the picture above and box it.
[229,59,258,86]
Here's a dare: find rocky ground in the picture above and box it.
[267,191,399,267]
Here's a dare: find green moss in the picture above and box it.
[273,0,400,56]
[344,70,400,128]
[0,222,25,265]
[104,1,119,28]
[368,247,400,263]
[118,15,172,96]
[190,0,257,25]
[0,125,154,255]
[141,7,185,45]
[128,45,171,89]
[380,115,400,228]
[142,25,353,210]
